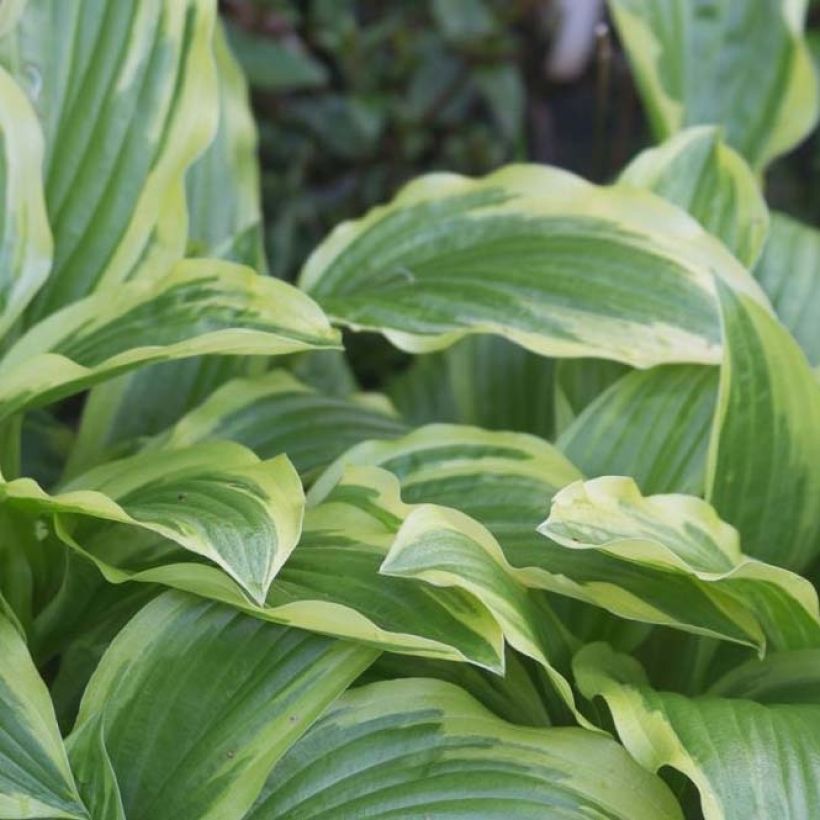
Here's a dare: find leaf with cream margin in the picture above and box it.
[0,441,305,605]
[0,259,339,423]
[64,21,272,476]
[22,464,509,674]
[539,476,820,651]
[65,592,376,820]
[559,364,718,496]
[148,369,406,480]
[707,279,820,572]
[0,65,51,342]
[575,642,820,820]
[609,0,818,170]
[248,678,683,820]
[619,126,769,267]
[0,609,86,819]
[752,211,820,365]
[0,0,219,320]
[299,164,767,368]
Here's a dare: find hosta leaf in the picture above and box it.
[707,279,820,571]
[0,610,85,819]
[620,126,768,267]
[708,648,820,703]
[553,358,629,434]
[0,259,338,422]
[609,0,818,170]
[559,365,718,495]
[28,463,507,674]
[64,20,272,476]
[2,441,304,605]
[299,164,766,368]
[186,23,266,269]
[68,592,376,820]
[576,643,820,820]
[753,212,820,365]
[380,501,582,721]
[387,336,556,438]
[540,477,820,651]
[0,0,26,36]
[0,0,219,319]
[248,678,683,819]
[367,647,554,728]
[0,65,50,342]
[149,370,406,480]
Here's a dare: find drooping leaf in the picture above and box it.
[707,279,820,571]
[299,165,766,368]
[67,592,376,820]
[0,0,220,319]
[540,477,820,651]
[248,678,683,819]
[576,643,820,820]
[29,463,508,674]
[0,65,51,342]
[0,610,85,819]
[149,370,407,480]
[0,259,339,423]
[620,126,769,267]
[609,0,818,170]
[2,441,305,605]
[753,211,820,365]
[559,365,718,495]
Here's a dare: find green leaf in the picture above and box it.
[387,336,556,439]
[310,423,582,572]
[0,610,85,819]
[620,126,769,267]
[559,365,718,495]
[366,647,554,728]
[223,21,327,92]
[609,0,818,170]
[66,23,271,477]
[0,259,339,422]
[2,441,305,605]
[540,477,820,651]
[299,165,766,368]
[576,642,820,820]
[708,648,820,703]
[0,0,27,36]
[149,369,407,480]
[248,678,683,819]
[0,65,51,342]
[431,0,496,42]
[0,0,220,320]
[553,358,629,435]
[753,212,820,365]
[380,501,583,721]
[29,463,508,674]
[707,279,820,571]
[186,23,266,270]
[67,592,376,820]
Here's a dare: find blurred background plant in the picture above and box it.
[221,0,820,281]
[217,0,820,395]
[219,0,648,281]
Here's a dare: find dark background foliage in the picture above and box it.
[220,0,820,282]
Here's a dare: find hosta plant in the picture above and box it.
[1,1,819,819]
